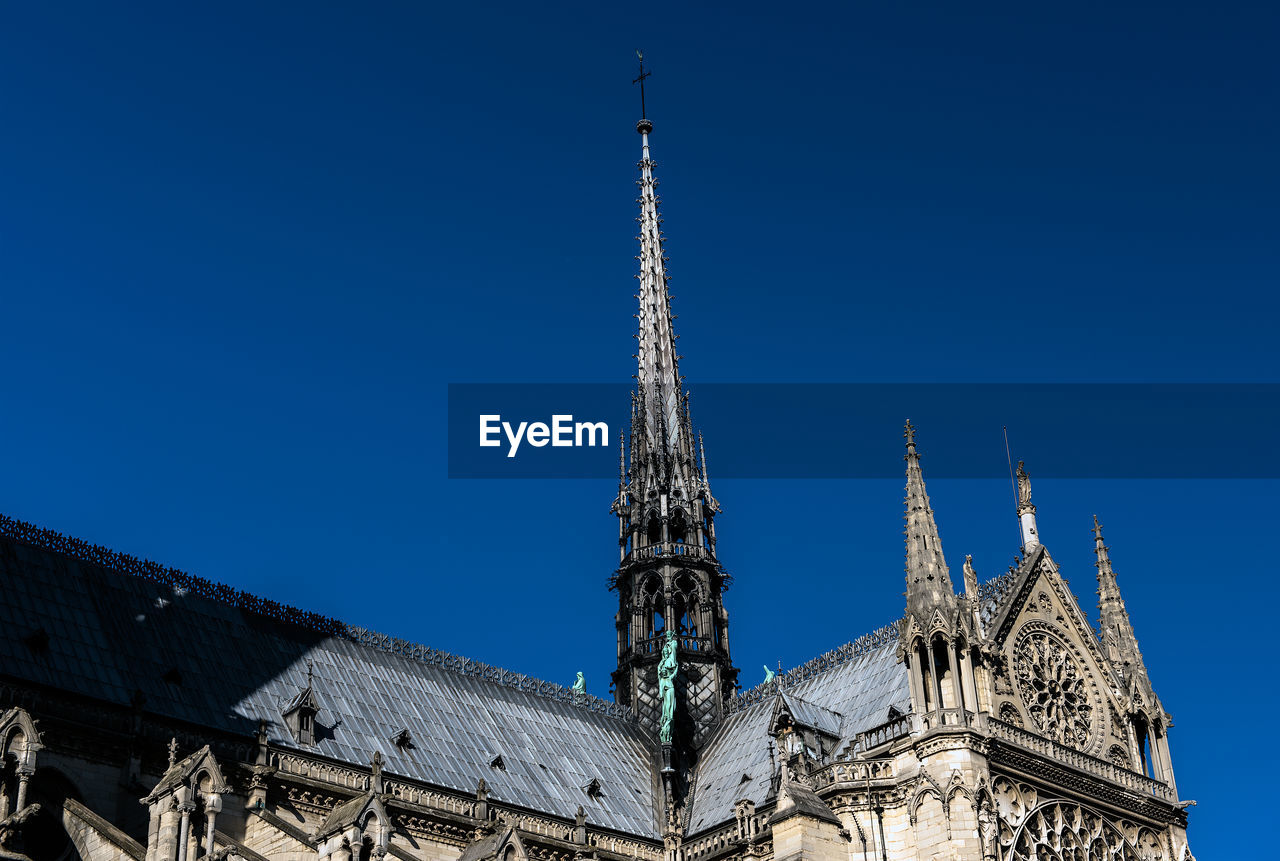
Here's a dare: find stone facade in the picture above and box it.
[0,112,1193,861]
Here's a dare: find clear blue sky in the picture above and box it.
[2,3,1276,854]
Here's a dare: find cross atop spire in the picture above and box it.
[633,50,650,120]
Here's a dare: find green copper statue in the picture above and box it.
[572,672,585,694]
[657,630,678,744]
[763,664,775,684]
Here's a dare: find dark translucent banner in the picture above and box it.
[447,383,1279,478]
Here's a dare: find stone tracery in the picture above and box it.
[1013,628,1094,750]
[995,777,1164,861]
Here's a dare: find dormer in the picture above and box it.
[282,674,320,746]
[769,692,843,768]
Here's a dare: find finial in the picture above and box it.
[1093,515,1112,570]
[306,659,314,688]
[904,419,916,453]
[167,737,178,768]
[633,49,651,127]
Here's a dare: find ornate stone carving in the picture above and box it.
[1107,744,1132,771]
[1013,627,1095,750]
[1009,802,1147,860]
[995,778,1165,861]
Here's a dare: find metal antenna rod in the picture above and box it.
[1003,426,1021,548]
[633,50,650,119]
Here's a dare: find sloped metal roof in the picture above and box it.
[687,571,1035,834]
[0,535,661,837]
[687,635,907,834]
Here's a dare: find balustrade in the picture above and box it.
[987,718,1175,801]
[810,759,896,790]
[920,708,973,730]
[633,633,713,655]
[857,714,912,750]
[626,542,712,563]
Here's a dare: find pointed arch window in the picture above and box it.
[646,513,663,546]
[669,510,688,545]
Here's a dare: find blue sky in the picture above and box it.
[2,3,1276,853]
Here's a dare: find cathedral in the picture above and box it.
[0,107,1194,861]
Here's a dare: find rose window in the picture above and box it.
[1013,629,1094,749]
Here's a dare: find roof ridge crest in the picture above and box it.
[0,513,633,722]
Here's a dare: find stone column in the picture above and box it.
[176,809,192,861]
[958,643,980,722]
[1125,719,1142,772]
[174,787,194,861]
[13,771,31,812]
[202,793,221,857]
[699,603,713,648]
[1153,729,1177,794]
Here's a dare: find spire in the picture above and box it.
[903,421,955,615]
[611,82,736,769]
[1094,516,1150,691]
[633,112,690,471]
[1016,460,1040,549]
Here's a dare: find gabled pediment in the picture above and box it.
[989,547,1134,760]
[316,791,388,841]
[769,692,842,739]
[143,745,228,803]
[459,825,531,861]
[987,545,1048,645]
[927,606,951,637]
[0,707,41,761]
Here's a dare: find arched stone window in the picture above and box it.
[669,510,688,545]
[646,512,663,545]
[1008,801,1145,860]
[998,702,1024,728]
